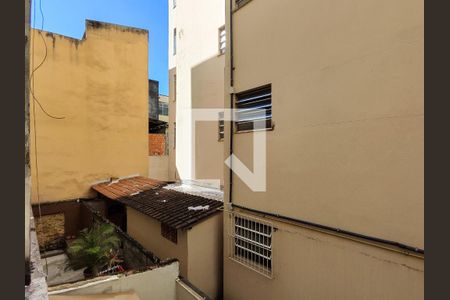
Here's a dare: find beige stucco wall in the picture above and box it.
[126,207,188,277]
[168,68,178,181]
[192,55,225,188]
[223,211,423,300]
[187,213,223,299]
[29,21,149,203]
[169,0,225,181]
[49,261,179,300]
[148,156,169,181]
[227,0,423,248]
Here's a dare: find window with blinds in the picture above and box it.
[235,84,272,132]
[218,112,224,140]
[219,26,226,55]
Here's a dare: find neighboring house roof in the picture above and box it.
[92,176,223,229]
[92,176,165,200]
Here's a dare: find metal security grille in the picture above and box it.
[229,212,273,278]
[219,26,226,55]
[235,84,272,132]
[218,112,224,140]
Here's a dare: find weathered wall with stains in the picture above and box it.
[29,20,149,203]
[224,0,423,298]
[224,211,423,300]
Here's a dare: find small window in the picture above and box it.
[235,84,272,132]
[173,28,177,55]
[161,223,177,244]
[229,213,273,278]
[218,112,224,140]
[159,102,168,116]
[218,26,226,55]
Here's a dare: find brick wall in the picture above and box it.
[149,134,166,156]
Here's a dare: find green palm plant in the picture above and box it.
[66,222,121,277]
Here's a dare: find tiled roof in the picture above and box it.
[92,176,165,200]
[92,177,223,229]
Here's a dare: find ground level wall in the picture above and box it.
[223,210,424,300]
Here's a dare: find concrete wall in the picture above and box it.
[49,262,179,300]
[148,156,169,181]
[227,0,423,248]
[187,213,223,299]
[29,21,149,203]
[127,206,223,299]
[223,211,423,300]
[192,55,225,188]
[126,207,189,277]
[224,0,423,299]
[168,0,225,181]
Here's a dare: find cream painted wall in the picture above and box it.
[29,21,148,203]
[223,211,423,300]
[126,207,188,277]
[192,55,225,187]
[168,68,178,181]
[168,0,225,181]
[148,156,169,181]
[187,214,223,299]
[228,0,423,248]
[50,262,179,300]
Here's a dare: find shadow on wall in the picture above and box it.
[191,55,225,188]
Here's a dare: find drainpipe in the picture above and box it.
[228,0,234,206]
[25,0,31,286]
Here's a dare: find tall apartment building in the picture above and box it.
[168,0,225,188]
[223,0,424,299]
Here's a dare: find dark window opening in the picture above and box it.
[235,84,272,132]
[161,223,177,244]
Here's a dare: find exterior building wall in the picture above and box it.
[148,156,169,181]
[187,213,223,299]
[168,68,178,181]
[49,261,179,300]
[149,79,160,120]
[168,0,225,183]
[223,211,423,300]
[126,207,189,277]
[148,134,166,156]
[224,0,424,299]
[29,21,149,203]
[192,55,225,188]
[226,0,423,247]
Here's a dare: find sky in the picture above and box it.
[31,0,169,95]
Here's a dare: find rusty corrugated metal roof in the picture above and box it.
[92,176,165,199]
[92,176,222,229]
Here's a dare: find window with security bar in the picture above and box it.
[218,26,226,55]
[235,84,272,132]
[229,213,273,277]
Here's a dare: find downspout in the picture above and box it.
[228,0,234,205]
